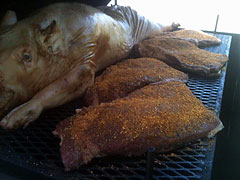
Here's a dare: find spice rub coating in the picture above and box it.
[84,58,188,106]
[160,29,222,48]
[135,37,228,76]
[54,80,223,171]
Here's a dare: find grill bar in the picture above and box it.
[145,147,155,180]
[0,33,232,180]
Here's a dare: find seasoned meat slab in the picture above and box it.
[84,58,188,106]
[160,29,222,48]
[135,37,228,76]
[54,80,223,171]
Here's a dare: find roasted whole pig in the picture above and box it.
[134,36,228,76]
[0,3,179,129]
[84,57,188,106]
[160,29,222,48]
[54,80,223,171]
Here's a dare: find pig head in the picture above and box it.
[0,10,89,128]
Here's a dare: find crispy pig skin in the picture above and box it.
[84,58,188,106]
[135,37,228,76]
[160,29,222,48]
[54,80,223,171]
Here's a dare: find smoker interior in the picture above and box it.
[0,34,232,180]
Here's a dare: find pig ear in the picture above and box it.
[0,10,17,29]
[35,20,66,56]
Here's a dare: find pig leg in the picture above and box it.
[0,60,95,129]
[161,22,180,32]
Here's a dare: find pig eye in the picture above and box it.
[23,52,32,62]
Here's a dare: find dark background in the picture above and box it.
[0,0,111,20]
[0,1,240,180]
[211,33,240,180]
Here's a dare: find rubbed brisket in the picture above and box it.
[84,58,188,106]
[134,37,228,76]
[54,80,223,171]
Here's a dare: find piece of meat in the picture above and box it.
[54,80,223,171]
[134,37,228,76]
[84,58,188,106]
[159,29,221,48]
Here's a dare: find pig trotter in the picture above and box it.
[0,60,95,129]
[161,22,180,32]
[0,61,95,129]
[0,100,42,129]
[172,23,180,30]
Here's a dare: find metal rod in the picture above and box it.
[214,14,219,34]
[145,147,155,180]
[115,0,118,5]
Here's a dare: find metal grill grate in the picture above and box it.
[0,34,232,180]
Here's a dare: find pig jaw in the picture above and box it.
[0,73,27,120]
[0,84,15,119]
[0,86,30,120]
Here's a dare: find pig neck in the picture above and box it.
[86,5,165,71]
[90,5,164,71]
[28,4,163,72]
[101,6,163,44]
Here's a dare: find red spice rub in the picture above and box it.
[135,37,228,76]
[84,58,188,106]
[160,29,222,48]
[54,80,223,171]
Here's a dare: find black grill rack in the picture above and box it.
[0,34,232,180]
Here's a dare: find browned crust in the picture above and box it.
[55,81,222,171]
[53,117,78,171]
[136,37,228,76]
[159,29,222,48]
[54,108,102,171]
[84,58,188,106]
